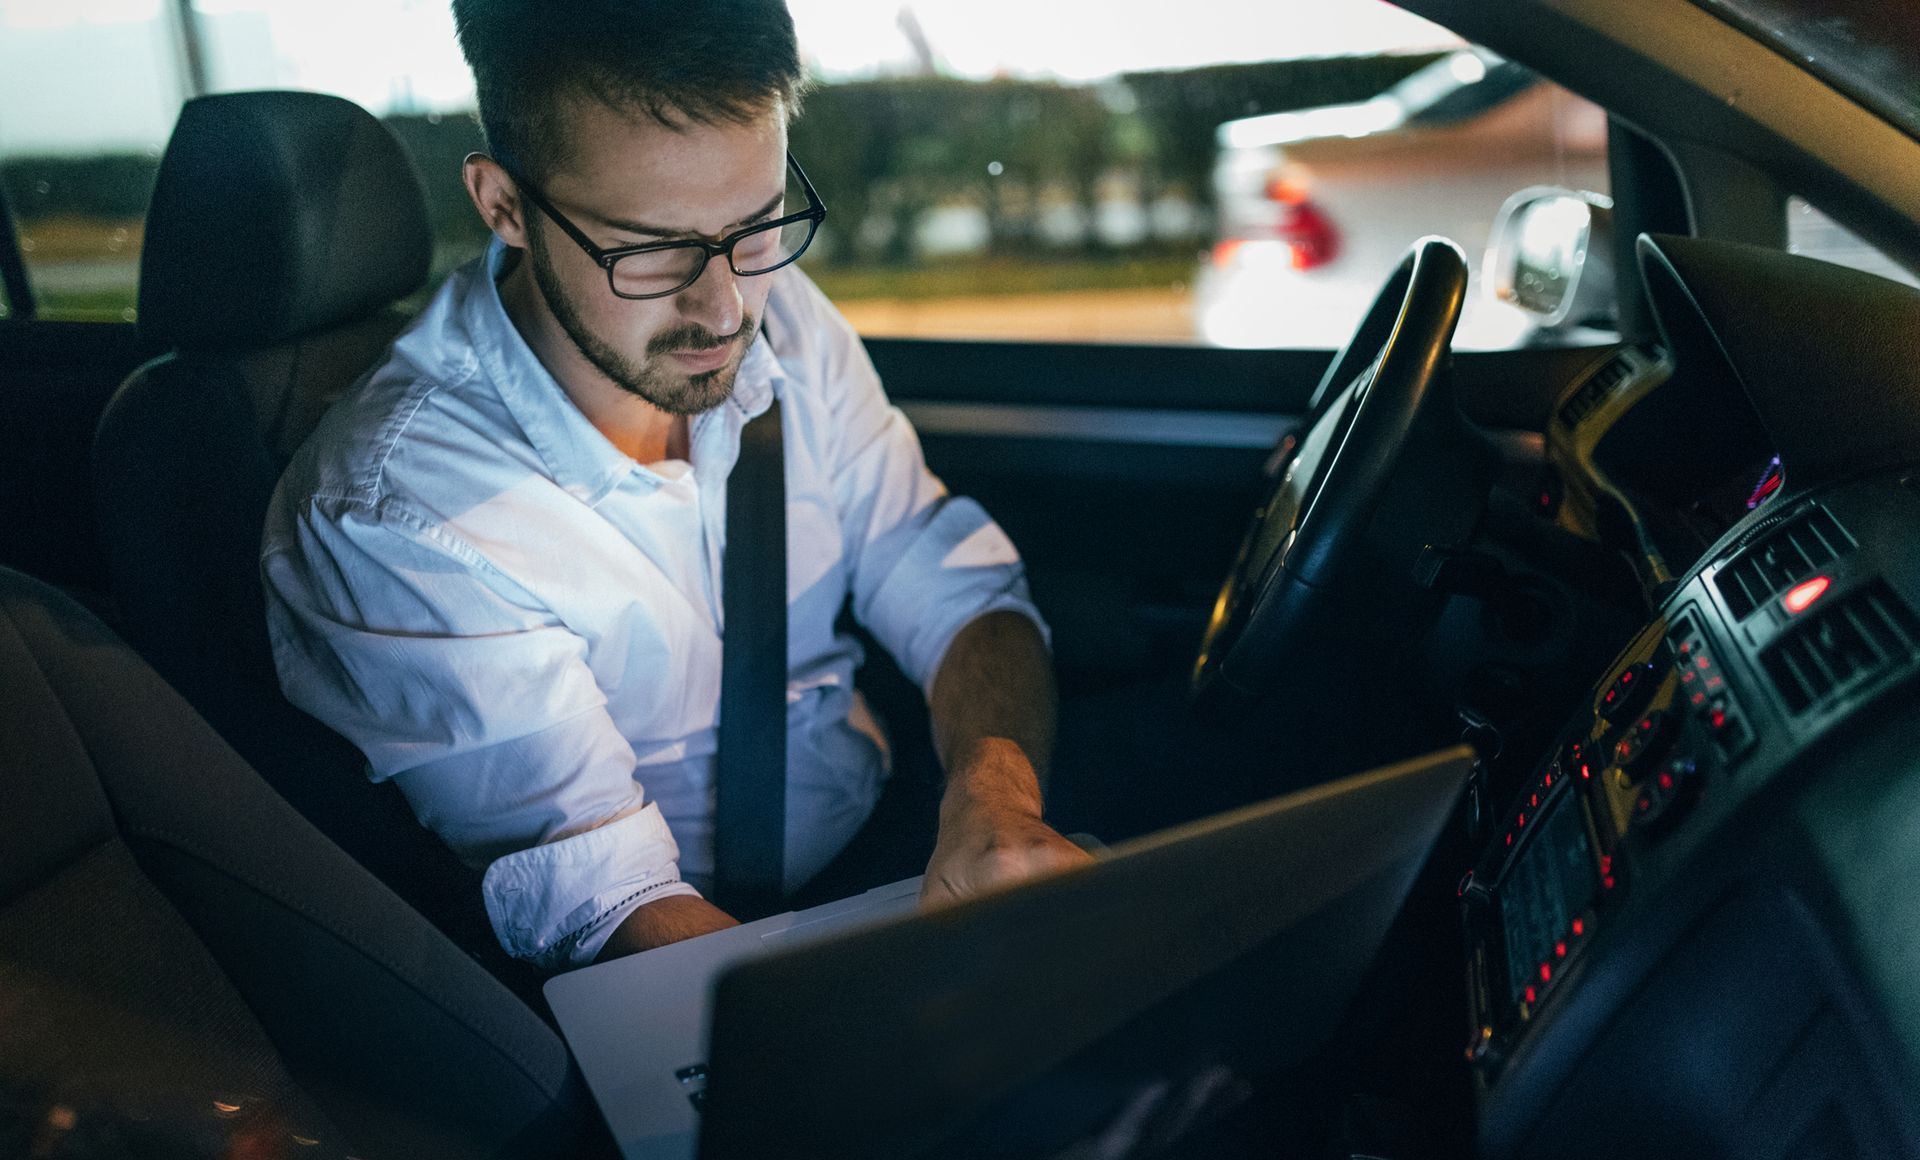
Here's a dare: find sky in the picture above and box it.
[0,0,1460,154]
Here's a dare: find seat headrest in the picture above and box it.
[138,90,432,351]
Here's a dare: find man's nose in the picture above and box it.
[675,254,744,338]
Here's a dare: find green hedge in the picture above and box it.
[3,53,1443,266]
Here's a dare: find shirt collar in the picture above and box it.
[461,237,785,507]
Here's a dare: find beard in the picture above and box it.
[528,228,760,417]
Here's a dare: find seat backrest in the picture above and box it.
[90,90,516,981]
[0,566,601,1159]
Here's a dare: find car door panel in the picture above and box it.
[871,338,1610,684]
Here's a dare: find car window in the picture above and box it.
[1786,196,1920,290]
[1,0,1608,350]
[0,0,485,322]
[783,9,1608,350]
[0,0,184,321]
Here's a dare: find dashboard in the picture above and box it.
[1459,235,1920,1157]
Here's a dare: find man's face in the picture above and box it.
[523,99,788,416]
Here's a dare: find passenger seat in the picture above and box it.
[0,565,607,1158]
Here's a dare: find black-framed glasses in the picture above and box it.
[505,152,826,301]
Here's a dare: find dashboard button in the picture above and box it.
[1706,700,1753,757]
[1631,759,1699,833]
[1600,659,1665,724]
[1614,710,1678,777]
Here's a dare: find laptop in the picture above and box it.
[547,745,1472,1160]
[544,874,924,1160]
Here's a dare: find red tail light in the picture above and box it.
[1277,200,1340,270]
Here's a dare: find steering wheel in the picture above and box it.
[1191,236,1476,719]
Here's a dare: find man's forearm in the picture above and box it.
[595,893,739,962]
[921,611,1088,903]
[928,610,1056,803]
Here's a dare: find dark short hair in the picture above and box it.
[452,0,805,182]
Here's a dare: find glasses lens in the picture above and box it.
[731,215,817,277]
[609,247,705,298]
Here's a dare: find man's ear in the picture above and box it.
[463,152,532,249]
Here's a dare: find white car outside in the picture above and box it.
[1196,51,1610,351]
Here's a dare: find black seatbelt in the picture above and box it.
[714,399,787,920]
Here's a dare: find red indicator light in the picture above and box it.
[1696,656,1712,671]
[1705,675,1724,690]
[1599,855,1613,873]
[1636,795,1652,813]
[1544,773,1554,788]
[1678,639,1693,654]
[1529,793,1539,808]
[1783,575,1831,615]
[1571,918,1586,936]
[1539,963,1553,983]
[1680,670,1696,684]
[1747,460,1785,510]
[1709,707,1729,730]
[1517,813,1527,828]
[1554,941,1567,958]
[1580,763,1592,780]
[1657,771,1675,791]
[1505,834,1513,847]
[1603,875,1617,890]
[1523,985,1537,1004]
[1621,670,1633,685]
[1691,692,1708,706]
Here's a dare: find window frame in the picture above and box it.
[0,181,33,320]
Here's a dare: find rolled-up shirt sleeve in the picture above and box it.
[795,280,1050,691]
[262,496,697,970]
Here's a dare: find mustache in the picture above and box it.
[648,321,751,356]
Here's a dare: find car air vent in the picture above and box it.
[1762,581,1920,715]
[1556,353,1635,429]
[1714,507,1855,620]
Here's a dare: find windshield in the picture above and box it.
[1692,0,1920,140]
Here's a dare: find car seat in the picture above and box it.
[0,565,607,1158]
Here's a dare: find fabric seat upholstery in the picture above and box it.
[90,90,528,989]
[0,565,606,1158]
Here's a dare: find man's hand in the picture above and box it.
[596,893,740,962]
[920,738,1094,907]
[921,612,1086,906]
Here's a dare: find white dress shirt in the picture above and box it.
[261,240,1045,970]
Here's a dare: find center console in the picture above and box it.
[1461,471,1920,1156]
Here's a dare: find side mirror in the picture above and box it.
[1485,187,1615,329]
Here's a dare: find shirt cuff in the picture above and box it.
[563,879,704,968]
[480,801,688,970]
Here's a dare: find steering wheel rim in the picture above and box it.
[1191,236,1471,717]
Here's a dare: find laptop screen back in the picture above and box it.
[698,746,1473,1160]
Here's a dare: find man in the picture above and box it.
[262,0,1090,972]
